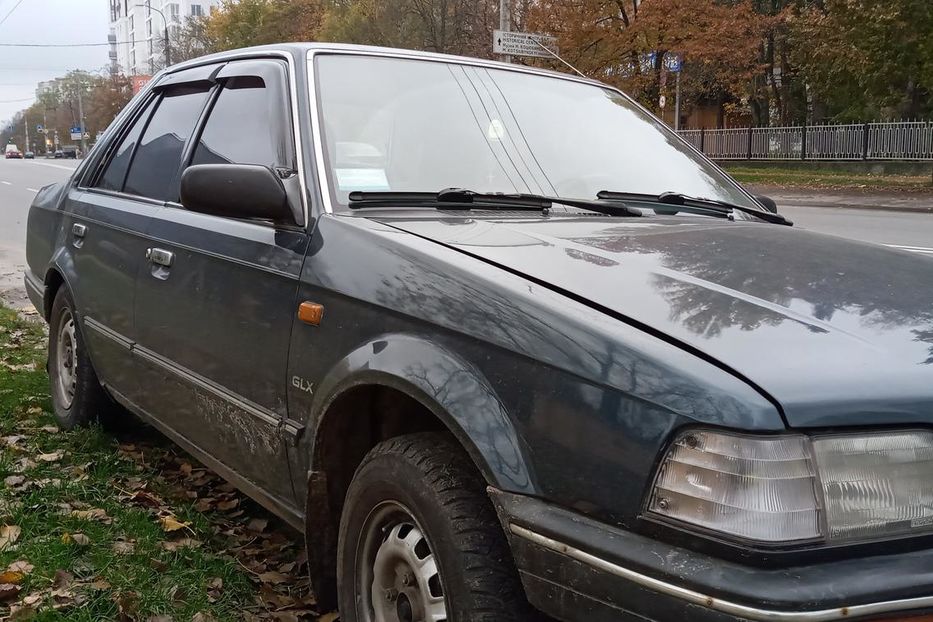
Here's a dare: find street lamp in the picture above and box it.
[136,2,171,70]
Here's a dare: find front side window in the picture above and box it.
[191,75,287,169]
[124,85,210,202]
[315,55,757,211]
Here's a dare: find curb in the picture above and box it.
[772,197,933,214]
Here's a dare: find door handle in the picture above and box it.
[72,223,86,238]
[146,248,174,267]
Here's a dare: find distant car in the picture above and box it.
[4,145,22,159]
[53,150,64,159]
[24,151,35,159]
[62,147,78,159]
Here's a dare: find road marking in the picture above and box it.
[885,244,933,255]
[22,161,78,171]
[26,187,39,192]
[0,181,10,185]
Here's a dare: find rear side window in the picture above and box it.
[96,97,157,192]
[124,85,210,202]
[192,76,287,168]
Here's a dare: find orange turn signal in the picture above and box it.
[298,301,324,326]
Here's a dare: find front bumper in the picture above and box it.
[490,490,933,622]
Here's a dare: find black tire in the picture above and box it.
[48,288,116,429]
[337,432,536,622]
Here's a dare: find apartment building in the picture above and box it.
[108,0,221,76]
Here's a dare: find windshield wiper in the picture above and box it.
[597,190,793,226]
[348,188,642,217]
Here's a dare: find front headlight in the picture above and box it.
[648,429,933,544]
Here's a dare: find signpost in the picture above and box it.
[70,126,83,141]
[664,54,683,130]
[493,30,559,59]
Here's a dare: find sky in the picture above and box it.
[0,0,111,126]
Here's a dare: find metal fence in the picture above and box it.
[677,121,933,161]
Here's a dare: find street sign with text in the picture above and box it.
[70,126,82,141]
[493,30,559,59]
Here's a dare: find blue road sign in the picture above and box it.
[664,53,683,73]
[36,124,43,133]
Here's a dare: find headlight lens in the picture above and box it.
[648,429,933,544]
[814,432,933,541]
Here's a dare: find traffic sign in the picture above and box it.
[659,95,667,109]
[36,124,44,134]
[70,126,82,141]
[664,53,683,73]
[493,30,559,59]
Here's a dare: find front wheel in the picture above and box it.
[337,432,536,622]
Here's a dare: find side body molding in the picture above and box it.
[303,334,535,494]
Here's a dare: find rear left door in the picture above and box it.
[133,59,307,510]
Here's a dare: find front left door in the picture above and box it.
[133,59,307,509]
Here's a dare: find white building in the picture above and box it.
[108,0,221,76]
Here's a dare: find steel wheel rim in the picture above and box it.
[54,309,77,410]
[357,501,448,622]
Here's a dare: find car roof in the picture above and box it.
[165,42,606,88]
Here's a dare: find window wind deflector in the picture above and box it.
[597,190,793,225]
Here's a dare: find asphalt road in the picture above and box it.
[0,157,79,306]
[0,156,931,306]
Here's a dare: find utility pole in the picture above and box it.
[24,115,29,153]
[674,70,681,131]
[499,0,511,63]
[76,85,87,156]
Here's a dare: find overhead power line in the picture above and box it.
[0,96,35,104]
[0,0,24,30]
[0,39,154,48]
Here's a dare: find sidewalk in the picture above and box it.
[744,184,933,214]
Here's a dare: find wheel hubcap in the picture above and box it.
[54,310,77,409]
[359,503,447,622]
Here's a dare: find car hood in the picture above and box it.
[382,215,933,428]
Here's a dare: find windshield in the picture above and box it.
[314,54,758,212]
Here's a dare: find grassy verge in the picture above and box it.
[0,306,328,621]
[727,166,933,191]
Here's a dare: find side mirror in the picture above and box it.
[754,194,779,214]
[180,164,294,223]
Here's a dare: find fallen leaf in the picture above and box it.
[114,591,140,621]
[207,577,222,590]
[7,561,33,574]
[71,508,112,524]
[191,613,216,622]
[159,516,190,532]
[4,475,25,487]
[0,525,21,551]
[0,571,23,584]
[39,425,59,433]
[257,571,289,585]
[0,583,21,602]
[216,499,239,511]
[317,613,340,622]
[37,451,64,463]
[147,615,173,622]
[52,569,74,588]
[247,518,268,533]
[161,538,201,551]
[22,592,43,606]
[112,540,135,555]
[89,579,111,590]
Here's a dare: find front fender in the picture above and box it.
[309,333,535,493]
